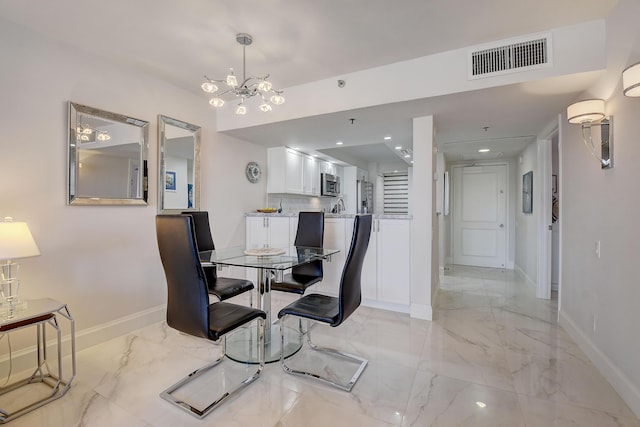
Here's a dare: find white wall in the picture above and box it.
[410,116,434,320]
[515,142,538,283]
[218,21,608,131]
[0,18,266,352]
[558,0,640,417]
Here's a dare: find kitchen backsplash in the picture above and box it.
[267,194,338,213]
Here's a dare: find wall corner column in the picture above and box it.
[410,115,435,320]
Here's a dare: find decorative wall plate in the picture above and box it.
[246,161,262,183]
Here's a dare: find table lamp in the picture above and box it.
[0,217,40,308]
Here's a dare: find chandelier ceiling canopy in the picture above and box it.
[201,33,285,115]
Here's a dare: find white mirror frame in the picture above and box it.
[158,115,201,214]
[67,102,149,205]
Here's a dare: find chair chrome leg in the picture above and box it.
[160,318,265,419]
[280,315,368,392]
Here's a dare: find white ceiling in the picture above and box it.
[0,0,619,167]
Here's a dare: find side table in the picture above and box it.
[0,298,76,423]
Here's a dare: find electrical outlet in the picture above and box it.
[595,240,601,259]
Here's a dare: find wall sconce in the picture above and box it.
[566,99,612,169]
[623,62,640,97]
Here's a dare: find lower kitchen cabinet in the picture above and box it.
[317,218,346,296]
[347,217,411,307]
[246,216,291,249]
[245,215,411,310]
[245,216,291,283]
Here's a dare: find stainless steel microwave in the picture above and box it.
[321,173,340,197]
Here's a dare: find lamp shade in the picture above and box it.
[567,99,605,124]
[623,62,640,97]
[0,218,40,260]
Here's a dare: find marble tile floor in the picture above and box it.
[4,265,640,426]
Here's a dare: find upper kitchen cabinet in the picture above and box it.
[268,147,303,194]
[318,160,337,176]
[267,147,341,196]
[303,154,318,195]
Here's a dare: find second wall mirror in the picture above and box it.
[158,115,201,213]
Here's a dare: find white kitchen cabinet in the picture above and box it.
[319,160,337,176]
[303,154,318,195]
[246,216,291,249]
[268,147,322,195]
[268,147,304,194]
[245,216,291,283]
[347,217,411,307]
[244,215,411,310]
[318,218,346,296]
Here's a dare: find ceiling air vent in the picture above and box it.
[469,34,551,79]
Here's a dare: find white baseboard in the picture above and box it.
[361,299,410,314]
[559,310,640,418]
[410,303,432,320]
[514,264,536,287]
[0,304,166,375]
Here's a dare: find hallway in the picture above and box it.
[4,266,639,426]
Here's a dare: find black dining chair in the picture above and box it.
[278,214,372,392]
[182,211,254,304]
[271,211,324,295]
[156,215,266,419]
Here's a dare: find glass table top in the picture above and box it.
[199,246,339,270]
[0,298,67,325]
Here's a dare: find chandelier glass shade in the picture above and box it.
[75,124,111,142]
[202,33,284,115]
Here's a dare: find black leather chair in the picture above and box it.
[182,211,254,303]
[156,215,265,419]
[278,214,372,392]
[271,211,324,295]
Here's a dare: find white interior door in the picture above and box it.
[452,164,507,268]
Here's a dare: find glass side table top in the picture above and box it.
[0,298,67,325]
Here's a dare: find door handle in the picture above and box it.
[499,224,504,228]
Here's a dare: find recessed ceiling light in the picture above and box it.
[476,401,487,408]
[393,170,398,173]
[336,141,343,145]
[395,146,402,150]
[384,136,392,140]
[410,160,414,164]
[478,148,490,153]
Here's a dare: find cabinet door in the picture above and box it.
[321,218,346,296]
[267,217,290,250]
[303,155,317,195]
[377,219,411,304]
[246,217,268,248]
[360,219,378,300]
[285,149,304,194]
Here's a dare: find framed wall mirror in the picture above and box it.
[67,102,149,205]
[158,115,201,214]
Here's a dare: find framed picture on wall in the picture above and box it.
[523,171,533,214]
[165,171,176,191]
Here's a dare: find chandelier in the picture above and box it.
[201,33,285,115]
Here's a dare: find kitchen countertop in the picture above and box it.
[245,212,412,220]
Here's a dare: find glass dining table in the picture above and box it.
[199,245,339,364]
